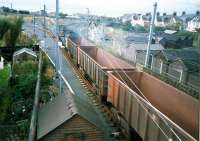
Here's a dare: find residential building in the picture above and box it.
[187,15,200,32]
[121,13,134,23]
[131,13,152,27]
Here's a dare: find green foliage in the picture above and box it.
[122,21,134,31]
[40,54,57,103]
[4,17,23,47]
[13,73,37,100]
[12,61,37,76]
[194,28,200,47]
[134,24,146,32]
[0,17,23,46]
[0,88,12,124]
[16,33,39,46]
[0,18,10,40]
[0,66,10,87]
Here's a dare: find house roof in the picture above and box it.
[179,14,194,22]
[13,48,37,58]
[129,43,164,51]
[164,30,177,35]
[159,49,200,72]
[37,93,104,140]
[190,15,200,23]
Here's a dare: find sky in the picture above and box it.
[1,0,200,17]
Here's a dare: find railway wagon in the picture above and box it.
[107,71,198,141]
[78,47,135,101]
[67,33,95,65]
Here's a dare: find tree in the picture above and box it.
[0,88,11,124]
[0,18,10,39]
[16,33,39,46]
[194,28,200,47]
[122,21,134,31]
[4,18,23,47]
[182,11,186,16]
[134,24,146,32]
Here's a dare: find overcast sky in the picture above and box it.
[1,0,200,17]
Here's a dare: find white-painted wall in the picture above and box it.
[0,57,4,70]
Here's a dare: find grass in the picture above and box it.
[0,66,10,87]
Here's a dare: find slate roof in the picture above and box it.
[160,49,200,72]
[159,32,193,49]
[129,43,164,51]
[190,16,200,23]
[37,93,104,140]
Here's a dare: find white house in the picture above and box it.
[131,14,152,27]
[131,14,144,26]
[187,16,200,32]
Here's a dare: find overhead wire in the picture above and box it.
[41,23,183,140]
[100,50,182,140]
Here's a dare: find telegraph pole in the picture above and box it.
[144,2,157,67]
[86,8,90,39]
[33,14,36,34]
[56,0,62,95]
[43,4,46,39]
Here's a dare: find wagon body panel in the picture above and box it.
[107,71,198,140]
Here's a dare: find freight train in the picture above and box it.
[65,32,198,141]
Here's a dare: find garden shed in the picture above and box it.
[37,93,104,141]
[13,48,37,63]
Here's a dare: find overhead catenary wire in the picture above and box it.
[98,51,177,141]
[37,21,184,140]
[78,46,175,140]
[101,51,182,140]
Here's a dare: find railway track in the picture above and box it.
[61,48,127,141]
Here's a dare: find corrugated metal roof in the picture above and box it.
[13,48,37,58]
[37,93,104,140]
[161,49,200,72]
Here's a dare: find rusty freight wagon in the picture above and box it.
[67,32,95,65]
[78,46,135,101]
[107,71,198,141]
